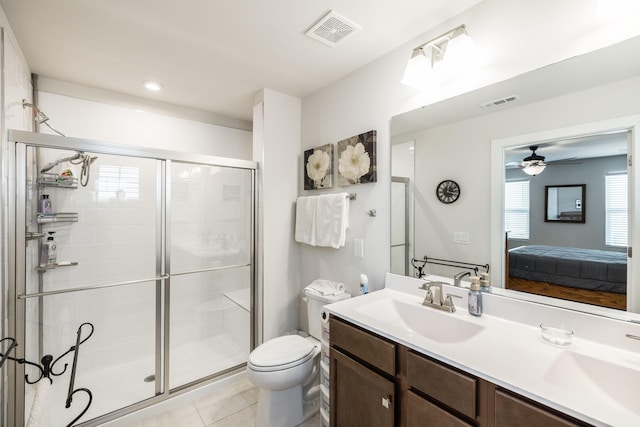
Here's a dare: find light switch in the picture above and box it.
[453,232,470,245]
[354,239,364,257]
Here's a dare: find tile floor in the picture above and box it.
[125,377,320,427]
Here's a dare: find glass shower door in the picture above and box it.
[168,162,253,389]
[19,145,162,425]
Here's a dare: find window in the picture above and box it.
[505,180,529,240]
[605,173,627,247]
[97,165,140,202]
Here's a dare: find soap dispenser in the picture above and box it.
[468,276,482,317]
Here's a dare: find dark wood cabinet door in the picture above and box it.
[495,389,588,427]
[331,349,395,427]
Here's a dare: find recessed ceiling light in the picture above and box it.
[143,81,162,91]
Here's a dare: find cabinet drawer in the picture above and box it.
[407,351,477,419]
[407,390,473,427]
[495,389,587,427]
[330,316,396,375]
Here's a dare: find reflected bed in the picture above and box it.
[507,245,627,309]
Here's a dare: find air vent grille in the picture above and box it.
[306,11,361,47]
[480,95,520,109]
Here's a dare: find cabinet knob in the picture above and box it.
[381,395,392,409]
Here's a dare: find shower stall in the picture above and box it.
[4,130,257,426]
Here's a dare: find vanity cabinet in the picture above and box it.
[330,316,592,427]
[329,316,397,426]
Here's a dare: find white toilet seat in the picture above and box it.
[249,335,316,372]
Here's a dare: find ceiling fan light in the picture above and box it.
[523,163,546,176]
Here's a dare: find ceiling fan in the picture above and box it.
[506,145,580,176]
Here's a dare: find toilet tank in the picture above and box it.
[304,289,351,340]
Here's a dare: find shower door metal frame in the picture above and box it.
[6,130,259,426]
[391,176,411,276]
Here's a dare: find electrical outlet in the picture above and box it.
[354,239,364,257]
[453,232,470,245]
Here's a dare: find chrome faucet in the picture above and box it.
[419,281,460,313]
[453,270,471,287]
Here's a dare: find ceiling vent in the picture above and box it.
[480,95,520,109]
[305,10,361,47]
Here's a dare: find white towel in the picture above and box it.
[315,193,349,249]
[305,279,346,296]
[26,381,51,427]
[295,196,317,246]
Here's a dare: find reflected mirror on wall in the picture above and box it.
[390,35,640,317]
[544,184,586,223]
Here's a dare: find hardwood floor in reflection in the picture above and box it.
[507,277,626,310]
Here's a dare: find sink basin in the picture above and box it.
[355,298,484,343]
[544,351,640,415]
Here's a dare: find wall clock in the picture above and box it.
[436,180,460,204]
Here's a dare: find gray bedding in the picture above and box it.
[508,245,627,294]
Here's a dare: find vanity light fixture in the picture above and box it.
[143,80,162,91]
[401,24,478,89]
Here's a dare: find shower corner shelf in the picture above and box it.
[37,173,78,189]
[36,261,79,272]
[37,212,79,224]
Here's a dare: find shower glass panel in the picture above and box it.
[170,163,252,273]
[169,267,251,388]
[169,162,252,389]
[21,145,161,425]
[23,283,157,424]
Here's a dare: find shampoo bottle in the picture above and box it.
[360,274,369,295]
[45,232,57,266]
[40,194,53,214]
[468,276,482,317]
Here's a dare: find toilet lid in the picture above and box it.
[249,335,315,371]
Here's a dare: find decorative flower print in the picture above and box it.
[338,142,370,184]
[306,149,331,183]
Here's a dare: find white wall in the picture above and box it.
[253,89,301,341]
[36,92,252,160]
[300,0,640,295]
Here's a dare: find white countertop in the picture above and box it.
[324,273,640,427]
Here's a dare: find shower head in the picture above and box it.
[40,153,83,174]
[22,100,66,136]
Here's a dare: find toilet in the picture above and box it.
[247,287,350,427]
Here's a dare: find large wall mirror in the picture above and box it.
[391,36,640,317]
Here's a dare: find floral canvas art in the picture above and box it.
[304,144,334,190]
[337,130,377,186]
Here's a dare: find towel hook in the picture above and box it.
[365,209,376,217]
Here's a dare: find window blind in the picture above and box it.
[505,180,529,240]
[605,173,627,247]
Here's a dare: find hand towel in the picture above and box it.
[305,279,346,296]
[26,380,51,427]
[315,193,349,249]
[295,196,317,246]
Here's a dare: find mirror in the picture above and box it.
[391,36,640,316]
[545,184,586,223]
